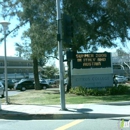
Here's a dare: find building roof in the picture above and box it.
[0,56,32,62]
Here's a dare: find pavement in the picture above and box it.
[0,101,130,120]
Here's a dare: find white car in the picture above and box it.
[115,75,128,83]
[0,82,4,98]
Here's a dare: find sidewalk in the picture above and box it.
[0,101,130,120]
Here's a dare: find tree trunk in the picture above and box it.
[33,57,41,90]
[66,60,71,92]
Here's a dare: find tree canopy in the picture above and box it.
[1,0,130,54]
[41,65,59,79]
[63,0,130,51]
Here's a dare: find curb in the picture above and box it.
[99,101,130,105]
[0,113,130,120]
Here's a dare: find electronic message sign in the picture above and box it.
[72,52,111,69]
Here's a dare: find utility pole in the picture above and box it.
[56,0,66,110]
[0,21,10,104]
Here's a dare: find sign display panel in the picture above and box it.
[71,74,113,88]
[72,52,111,69]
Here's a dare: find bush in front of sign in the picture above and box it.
[106,85,129,95]
[69,86,87,96]
[69,85,129,96]
[69,87,106,96]
[88,88,106,96]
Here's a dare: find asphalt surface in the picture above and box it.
[0,101,130,120]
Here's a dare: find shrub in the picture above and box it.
[69,85,129,96]
[69,86,87,96]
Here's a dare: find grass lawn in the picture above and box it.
[1,89,130,105]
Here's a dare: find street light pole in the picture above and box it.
[0,20,10,104]
[56,0,66,110]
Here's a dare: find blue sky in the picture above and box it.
[0,16,29,57]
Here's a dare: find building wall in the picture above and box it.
[0,56,33,79]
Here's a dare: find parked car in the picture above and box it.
[2,79,15,90]
[0,82,4,98]
[39,79,50,89]
[115,75,128,83]
[14,79,34,91]
[46,79,56,84]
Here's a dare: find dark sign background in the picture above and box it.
[72,52,111,69]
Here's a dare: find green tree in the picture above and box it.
[15,42,32,59]
[0,0,57,90]
[63,0,130,51]
[15,43,24,57]
[41,65,59,79]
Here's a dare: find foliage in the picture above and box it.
[63,0,130,51]
[15,42,32,59]
[1,0,130,52]
[69,85,129,96]
[41,65,59,79]
[106,85,129,95]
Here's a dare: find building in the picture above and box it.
[0,56,34,79]
[112,55,130,77]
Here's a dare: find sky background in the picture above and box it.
[0,16,29,57]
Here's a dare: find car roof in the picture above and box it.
[19,79,34,83]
